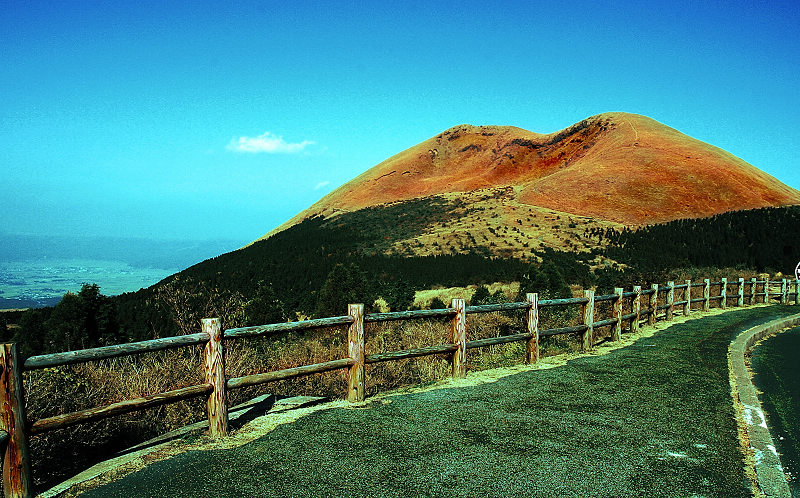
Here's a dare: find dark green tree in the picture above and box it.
[10,284,122,355]
[78,283,102,346]
[518,260,576,327]
[429,297,447,310]
[44,292,84,351]
[12,308,52,357]
[245,281,286,325]
[518,260,572,300]
[95,293,122,346]
[595,266,626,295]
[379,279,415,312]
[315,263,374,317]
[471,285,490,305]
[0,313,10,342]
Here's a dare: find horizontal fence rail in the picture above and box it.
[0,276,798,496]
[366,343,459,364]
[226,358,355,391]
[540,324,590,337]
[30,384,213,436]
[24,333,211,370]
[365,308,457,322]
[465,302,531,313]
[225,315,355,339]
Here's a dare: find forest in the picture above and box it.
[3,204,798,358]
[601,205,800,272]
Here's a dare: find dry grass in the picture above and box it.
[25,308,595,489]
[413,282,519,308]
[385,188,620,259]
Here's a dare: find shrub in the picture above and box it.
[429,297,447,310]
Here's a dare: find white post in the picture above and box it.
[526,293,539,364]
[582,290,595,350]
[612,288,623,341]
[683,280,691,315]
[632,286,642,333]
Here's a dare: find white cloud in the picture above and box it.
[314,181,330,190]
[226,132,314,154]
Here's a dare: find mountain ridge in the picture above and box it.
[259,112,800,242]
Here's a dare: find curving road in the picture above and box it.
[82,306,799,497]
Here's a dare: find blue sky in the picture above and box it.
[2,0,798,242]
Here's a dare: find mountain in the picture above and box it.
[11,115,800,352]
[262,112,800,241]
[104,113,800,336]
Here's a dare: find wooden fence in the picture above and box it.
[1,277,799,496]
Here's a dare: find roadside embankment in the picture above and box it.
[729,313,800,497]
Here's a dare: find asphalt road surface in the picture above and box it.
[84,306,799,497]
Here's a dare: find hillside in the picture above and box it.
[11,114,800,353]
[261,112,800,243]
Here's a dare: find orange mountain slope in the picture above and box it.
[263,112,800,239]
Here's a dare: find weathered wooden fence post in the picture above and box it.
[750,277,757,305]
[202,318,228,438]
[612,288,623,341]
[666,281,675,321]
[764,278,770,304]
[795,280,800,305]
[737,278,744,307]
[796,280,800,305]
[649,284,658,325]
[451,298,466,378]
[703,279,710,311]
[0,344,32,498]
[525,293,539,364]
[632,286,642,333]
[581,290,595,350]
[683,280,691,315]
[720,278,727,309]
[781,279,788,305]
[347,304,365,402]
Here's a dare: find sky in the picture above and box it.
[2,0,799,243]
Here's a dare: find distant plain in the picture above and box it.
[0,234,245,308]
[0,259,177,307]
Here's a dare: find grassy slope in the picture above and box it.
[261,112,800,242]
[84,306,799,497]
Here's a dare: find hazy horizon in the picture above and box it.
[0,232,246,267]
[0,233,248,308]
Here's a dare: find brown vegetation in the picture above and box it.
[25,310,582,490]
[383,188,623,259]
[261,112,800,244]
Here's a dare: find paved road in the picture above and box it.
[83,306,799,497]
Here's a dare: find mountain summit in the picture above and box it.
[262,113,800,241]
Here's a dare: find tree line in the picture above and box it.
[5,205,797,358]
[601,206,800,273]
